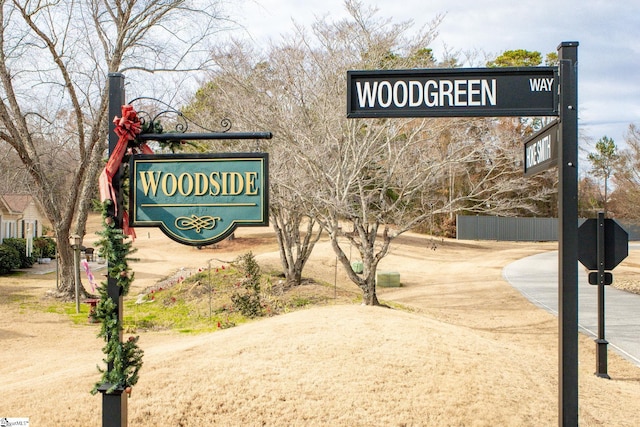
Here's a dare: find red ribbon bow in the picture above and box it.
[99,105,149,239]
[113,105,142,141]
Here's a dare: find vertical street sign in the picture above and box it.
[523,120,559,176]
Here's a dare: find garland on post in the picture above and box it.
[92,105,145,395]
[91,104,193,395]
[91,200,143,395]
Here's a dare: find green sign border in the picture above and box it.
[129,153,269,246]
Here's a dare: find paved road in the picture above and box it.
[503,249,640,367]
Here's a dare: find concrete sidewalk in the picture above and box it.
[18,259,107,275]
[503,250,640,367]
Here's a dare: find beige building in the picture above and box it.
[0,194,50,243]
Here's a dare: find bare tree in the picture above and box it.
[300,118,452,305]
[270,168,323,287]
[610,124,640,219]
[271,2,447,305]
[281,2,555,304]
[443,118,558,219]
[0,0,229,297]
[187,1,556,304]
[182,39,326,286]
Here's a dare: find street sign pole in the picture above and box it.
[595,212,610,378]
[347,43,578,426]
[578,213,628,379]
[101,72,128,427]
[557,41,579,427]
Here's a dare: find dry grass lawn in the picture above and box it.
[1,217,640,426]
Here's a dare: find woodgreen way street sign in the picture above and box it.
[129,153,268,246]
[347,67,558,118]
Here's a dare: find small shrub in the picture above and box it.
[2,238,34,268]
[230,252,263,318]
[292,296,311,307]
[33,236,56,259]
[0,244,21,274]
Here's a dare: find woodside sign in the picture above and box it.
[130,153,268,246]
[347,67,558,118]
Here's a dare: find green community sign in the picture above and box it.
[129,153,268,246]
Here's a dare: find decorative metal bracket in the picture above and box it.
[128,97,272,143]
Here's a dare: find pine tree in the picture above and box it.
[588,136,619,216]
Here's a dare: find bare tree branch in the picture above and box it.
[0,0,231,297]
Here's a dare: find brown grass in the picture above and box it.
[1,217,640,426]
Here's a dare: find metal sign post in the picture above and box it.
[100,73,272,427]
[347,40,579,427]
[578,213,629,379]
[557,41,579,427]
[595,212,610,379]
[101,72,128,427]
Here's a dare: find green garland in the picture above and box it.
[91,200,143,395]
[89,106,197,396]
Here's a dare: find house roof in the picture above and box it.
[0,194,34,213]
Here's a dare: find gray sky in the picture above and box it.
[233,0,639,149]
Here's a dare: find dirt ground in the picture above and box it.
[1,218,640,426]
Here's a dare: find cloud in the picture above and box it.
[235,0,639,143]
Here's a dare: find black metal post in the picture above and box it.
[101,72,128,427]
[557,41,579,427]
[595,212,610,378]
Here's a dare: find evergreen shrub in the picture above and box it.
[2,238,34,268]
[0,244,21,274]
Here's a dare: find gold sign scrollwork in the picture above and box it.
[175,215,221,233]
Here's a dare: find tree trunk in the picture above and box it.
[361,279,380,306]
[271,211,322,287]
[287,268,303,288]
[76,120,109,244]
[55,226,74,297]
[54,225,92,299]
[76,171,99,244]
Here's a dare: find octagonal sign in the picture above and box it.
[577,218,628,271]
